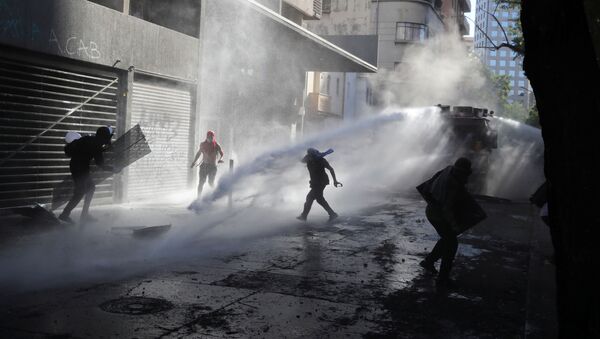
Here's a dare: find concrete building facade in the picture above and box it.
[303,0,471,120]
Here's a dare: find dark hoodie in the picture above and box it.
[302,154,330,187]
[417,165,471,228]
[65,136,106,176]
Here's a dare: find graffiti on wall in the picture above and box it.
[48,29,102,60]
[0,0,102,60]
[128,104,191,197]
[0,0,41,42]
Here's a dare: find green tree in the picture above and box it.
[525,105,540,127]
[491,73,511,105]
[502,101,529,121]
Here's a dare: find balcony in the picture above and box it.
[459,0,471,13]
[306,92,332,114]
[284,0,322,20]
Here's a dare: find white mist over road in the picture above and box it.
[0,107,543,294]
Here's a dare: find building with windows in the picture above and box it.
[474,0,533,107]
[303,0,471,119]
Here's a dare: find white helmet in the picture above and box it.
[65,131,82,144]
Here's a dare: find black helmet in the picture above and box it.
[96,126,113,144]
[453,157,472,175]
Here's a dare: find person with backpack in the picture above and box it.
[297,148,342,222]
[416,157,486,288]
[59,126,114,224]
[191,130,224,198]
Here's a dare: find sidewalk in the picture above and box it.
[0,195,556,338]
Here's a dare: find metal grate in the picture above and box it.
[126,81,191,201]
[313,0,322,18]
[0,57,119,210]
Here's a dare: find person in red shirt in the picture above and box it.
[191,130,224,198]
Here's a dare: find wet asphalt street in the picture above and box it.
[0,195,556,338]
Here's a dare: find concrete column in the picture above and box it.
[114,68,133,203]
[190,0,208,188]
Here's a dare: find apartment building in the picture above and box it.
[303,0,470,119]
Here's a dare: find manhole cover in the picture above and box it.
[99,297,173,315]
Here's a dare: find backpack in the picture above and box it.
[64,131,82,157]
[64,138,82,157]
[416,169,443,204]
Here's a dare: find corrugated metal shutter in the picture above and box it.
[127,81,191,200]
[0,57,118,210]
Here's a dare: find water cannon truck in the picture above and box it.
[436,105,498,193]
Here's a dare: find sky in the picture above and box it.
[466,0,476,36]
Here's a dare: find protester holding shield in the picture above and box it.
[59,126,115,224]
[417,157,486,288]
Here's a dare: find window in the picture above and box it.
[130,0,201,37]
[509,60,516,67]
[502,11,509,18]
[492,21,498,27]
[489,60,496,66]
[499,70,505,75]
[499,60,506,67]
[322,0,331,13]
[490,50,497,56]
[518,80,525,87]
[491,31,498,37]
[89,0,123,11]
[500,50,507,57]
[395,22,428,42]
[509,70,515,76]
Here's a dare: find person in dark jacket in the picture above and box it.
[418,157,473,287]
[59,126,114,224]
[297,148,342,222]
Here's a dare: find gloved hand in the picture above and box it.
[190,163,196,169]
[334,181,343,188]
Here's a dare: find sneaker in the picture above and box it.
[419,260,438,274]
[58,214,75,224]
[296,215,307,221]
[436,277,458,290]
[328,213,339,222]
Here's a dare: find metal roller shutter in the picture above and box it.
[0,57,119,210]
[127,81,191,200]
